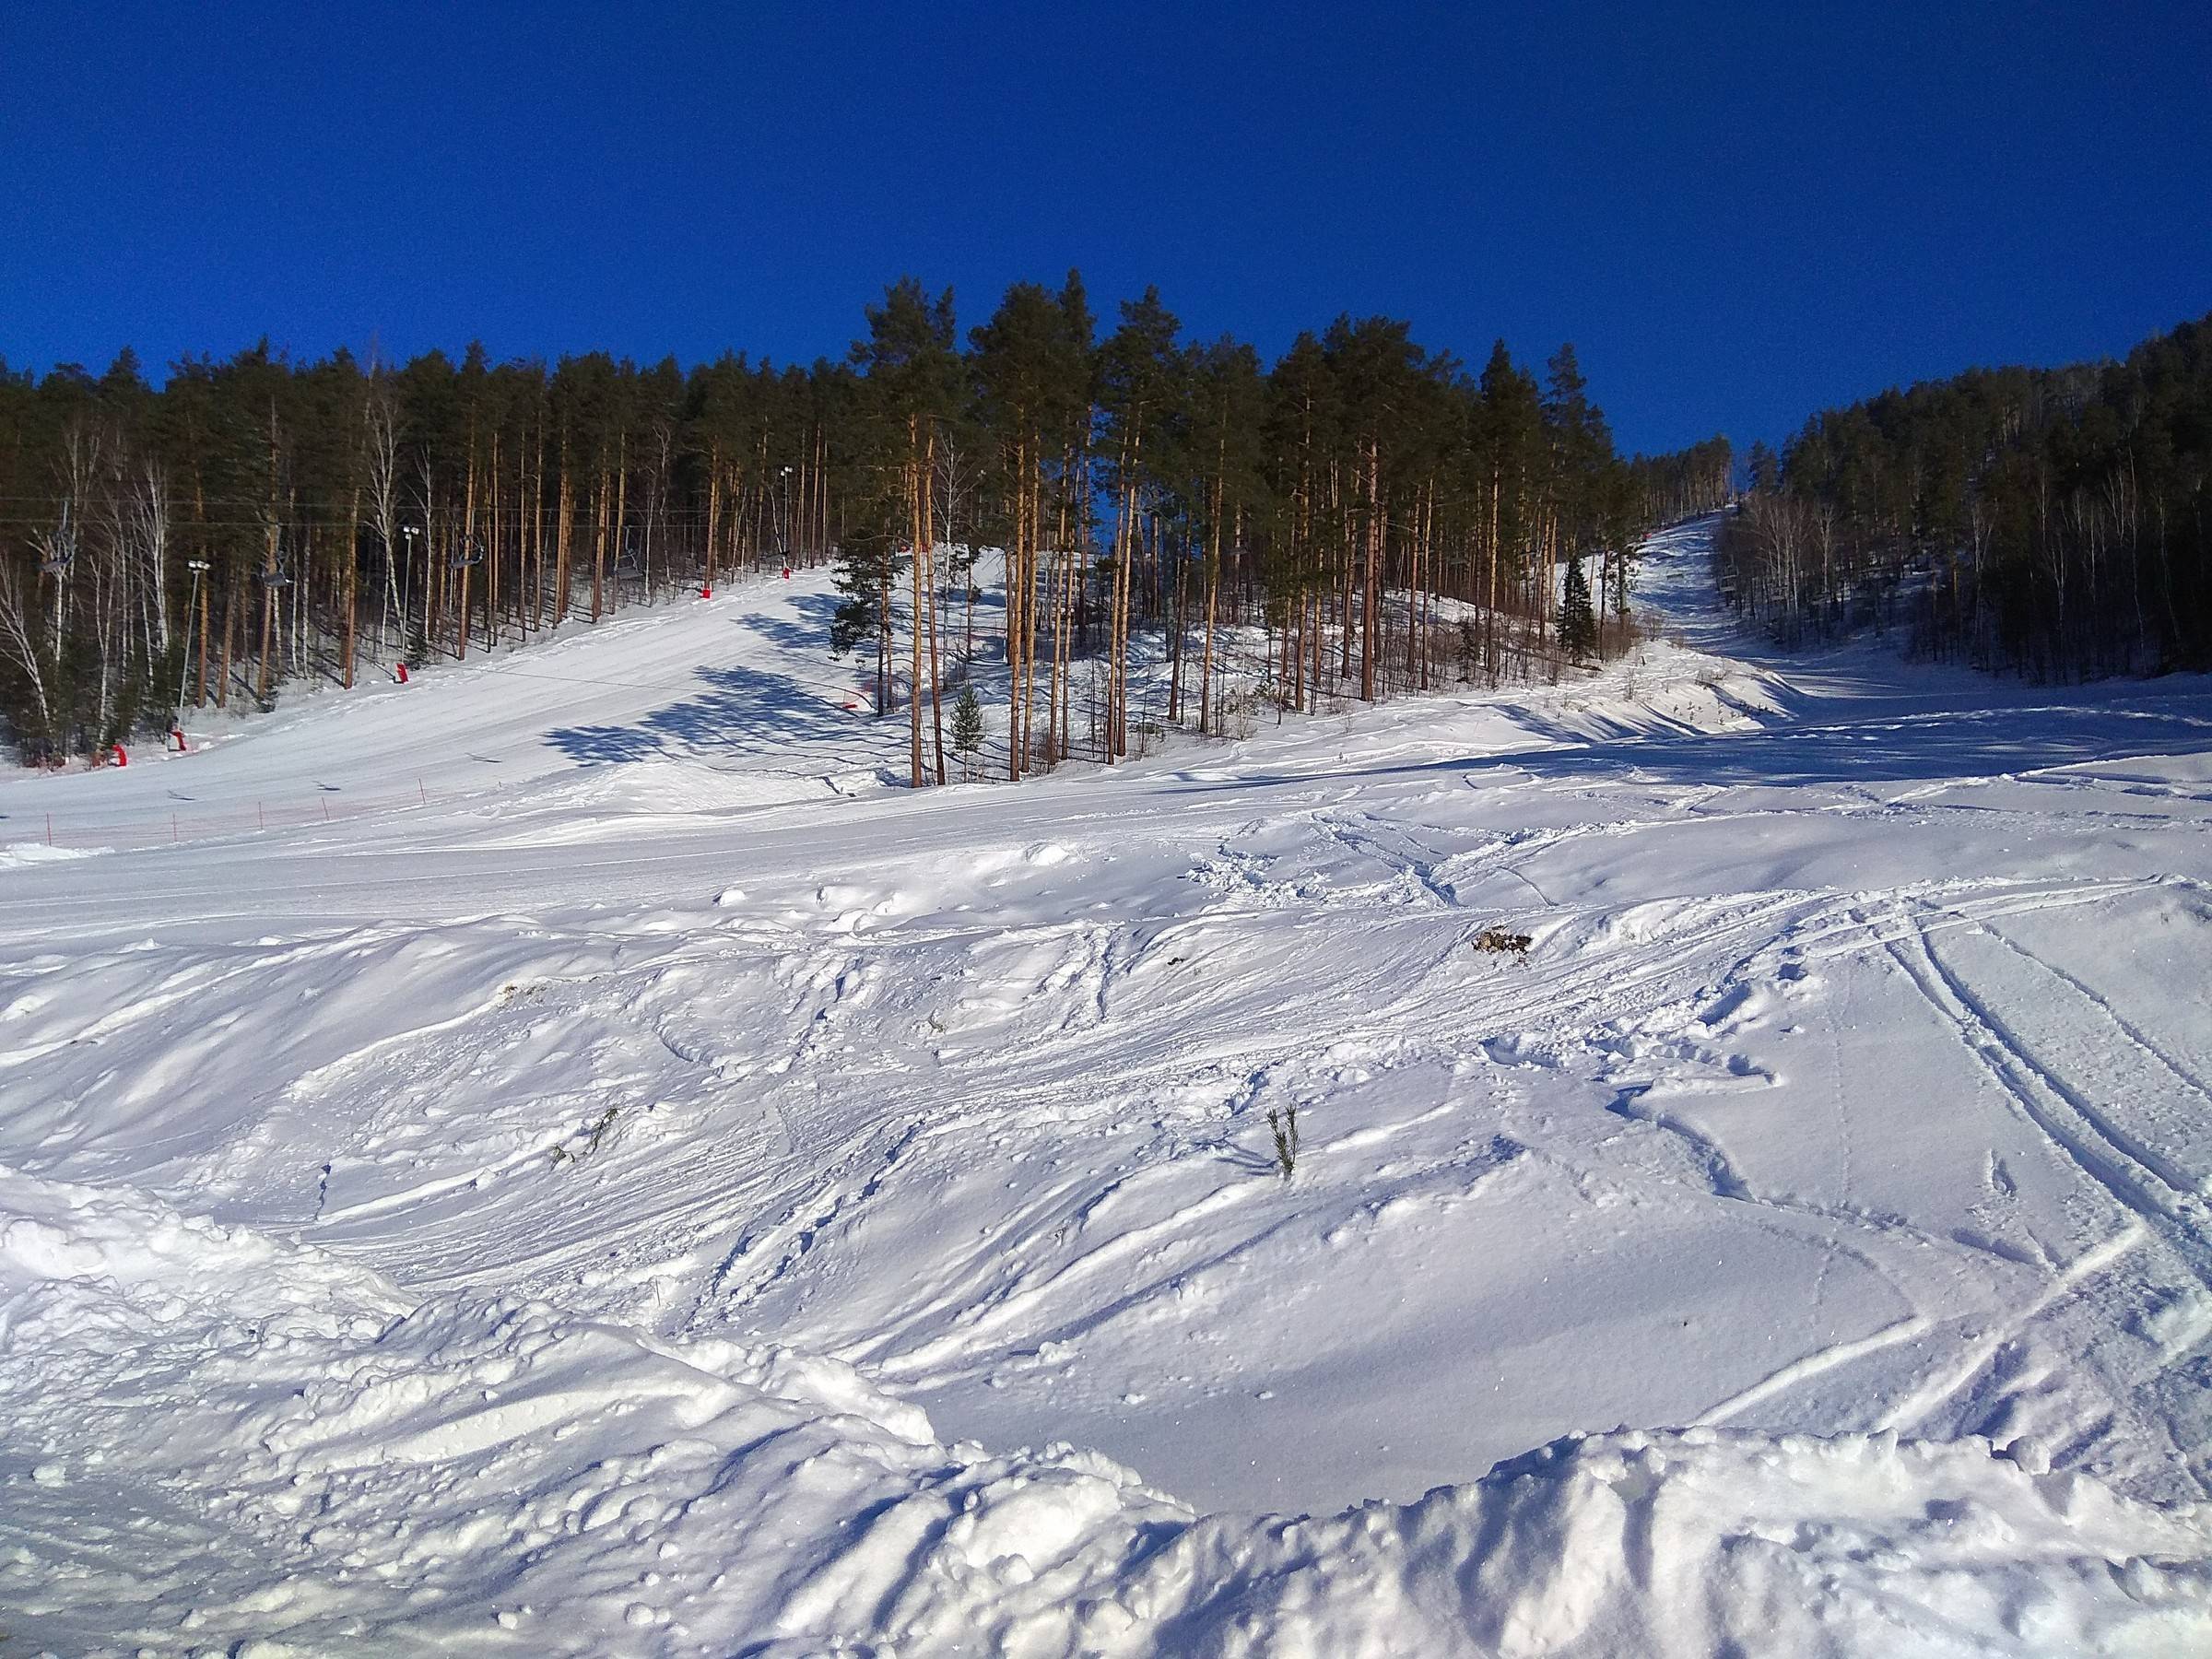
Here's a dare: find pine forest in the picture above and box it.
[0,276,1732,777]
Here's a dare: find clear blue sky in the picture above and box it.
[4,1,2206,456]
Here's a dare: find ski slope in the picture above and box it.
[4,518,2211,1655]
[1,575,905,853]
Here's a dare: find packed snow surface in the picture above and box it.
[2,520,2210,1654]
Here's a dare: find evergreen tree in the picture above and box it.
[950,681,984,777]
[1261,330,1346,709]
[1184,335,1267,731]
[1474,340,1545,681]
[971,279,1078,775]
[1559,551,1597,659]
[852,278,961,786]
[1098,287,1182,759]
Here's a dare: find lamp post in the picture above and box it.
[780,465,794,568]
[173,559,211,738]
[401,524,420,651]
[377,531,394,661]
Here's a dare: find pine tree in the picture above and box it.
[1476,340,1543,680]
[1188,336,1266,733]
[1559,551,1597,660]
[1323,315,1427,702]
[950,682,983,777]
[1099,288,1182,760]
[853,278,962,787]
[971,280,1074,777]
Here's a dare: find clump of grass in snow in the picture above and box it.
[1474,927,1533,962]
[550,1105,620,1167]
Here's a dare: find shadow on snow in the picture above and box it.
[1167,678,2212,799]
[543,601,894,770]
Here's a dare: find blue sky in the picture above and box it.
[3,1,2206,454]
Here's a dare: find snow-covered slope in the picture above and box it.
[4,571,901,851]
[4,518,2210,1654]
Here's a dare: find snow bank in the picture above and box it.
[0,840,103,869]
[3,1167,2205,1655]
[536,756,880,816]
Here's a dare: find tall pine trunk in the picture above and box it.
[1198,467,1223,735]
[591,464,608,623]
[907,423,924,787]
[456,430,478,659]
[923,424,946,786]
[554,465,574,627]
[342,484,359,688]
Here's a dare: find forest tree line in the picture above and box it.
[0,276,1731,775]
[1717,312,2212,677]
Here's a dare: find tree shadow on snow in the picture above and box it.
[544,661,887,771]
[732,590,846,656]
[1167,681,2212,799]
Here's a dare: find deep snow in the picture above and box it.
[3,518,2210,1654]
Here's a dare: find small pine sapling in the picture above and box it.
[951,683,984,778]
[1266,1104,1300,1178]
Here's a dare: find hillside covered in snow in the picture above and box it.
[3,519,2210,1655]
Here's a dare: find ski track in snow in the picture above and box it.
[4,520,2212,1653]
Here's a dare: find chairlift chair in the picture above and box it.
[37,524,76,576]
[36,507,77,575]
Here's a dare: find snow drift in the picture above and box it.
[3,1166,2206,1656]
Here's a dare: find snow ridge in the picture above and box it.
[3,1166,2206,1656]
